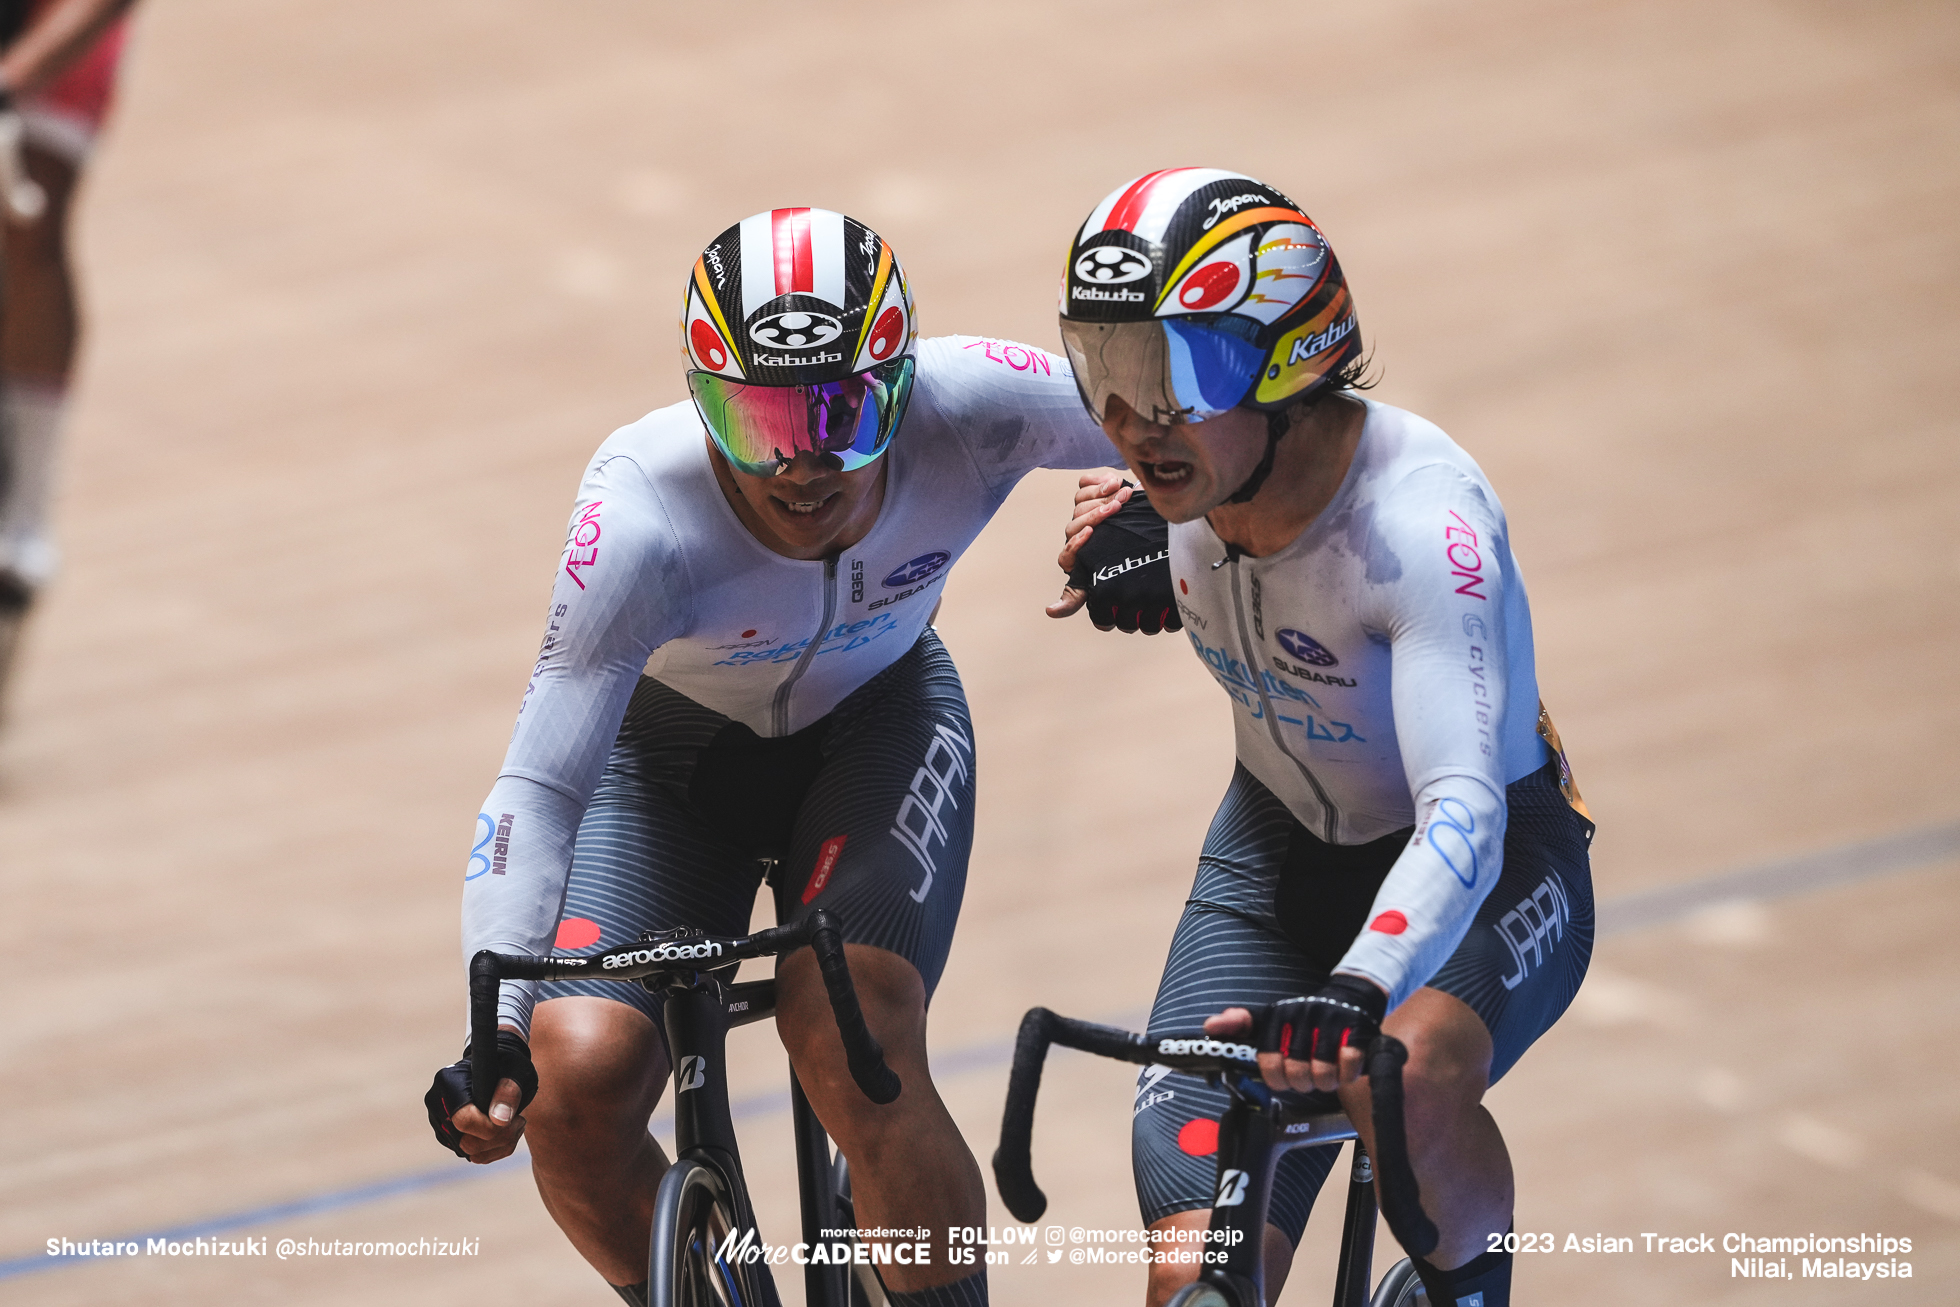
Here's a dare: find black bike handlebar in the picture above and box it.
[1364,1035,1438,1258]
[466,907,900,1110]
[806,911,903,1104]
[990,1006,1437,1259]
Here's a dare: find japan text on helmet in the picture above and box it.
[1058,169,1360,426]
[682,208,919,476]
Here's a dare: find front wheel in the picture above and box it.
[829,1153,885,1306]
[1369,1257,1426,1307]
[1165,1278,1247,1307]
[650,1158,753,1307]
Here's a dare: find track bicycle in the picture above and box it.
[470,902,899,1307]
[993,1007,1441,1307]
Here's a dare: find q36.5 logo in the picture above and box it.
[883,551,951,588]
[749,309,843,352]
[1074,244,1151,285]
[1276,629,1339,666]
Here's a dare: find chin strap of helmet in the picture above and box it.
[1225,407,1291,505]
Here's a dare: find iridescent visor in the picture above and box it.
[689,356,916,477]
[1059,317,1265,425]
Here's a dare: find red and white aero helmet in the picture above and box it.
[1059,169,1360,425]
[681,207,917,387]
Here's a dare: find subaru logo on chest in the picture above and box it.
[1276,629,1338,666]
[883,551,950,588]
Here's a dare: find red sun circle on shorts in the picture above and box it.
[555,917,602,950]
[1179,578,1189,594]
[1178,262,1241,310]
[867,305,904,360]
[1370,910,1409,935]
[690,319,730,370]
[742,629,757,638]
[1176,1118,1220,1157]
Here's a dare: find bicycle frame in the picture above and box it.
[1191,1076,1379,1307]
[468,904,895,1307]
[658,968,869,1307]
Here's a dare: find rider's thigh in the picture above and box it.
[775,941,928,1081]
[1143,1211,1294,1307]
[780,630,977,1001]
[528,996,670,1156]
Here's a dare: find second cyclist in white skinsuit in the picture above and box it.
[1049,169,1593,1307]
[1165,400,1551,1003]
[430,209,1110,1307]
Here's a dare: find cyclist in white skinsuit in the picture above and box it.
[1049,169,1592,1307]
[431,209,1109,1307]
[1161,400,1554,999]
[467,329,1101,1036]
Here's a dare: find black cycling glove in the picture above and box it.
[1264,975,1389,1065]
[1066,485,1181,634]
[425,1031,538,1158]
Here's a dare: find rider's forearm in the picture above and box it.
[460,774,586,1038]
[1335,769,1506,1009]
[0,0,133,98]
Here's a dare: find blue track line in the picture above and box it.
[0,1087,787,1282]
[8,816,1957,1281]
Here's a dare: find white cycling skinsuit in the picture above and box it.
[461,336,1108,1032]
[1169,399,1554,1010]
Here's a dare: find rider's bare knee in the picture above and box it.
[1393,1001,1492,1150]
[777,945,927,1075]
[528,998,667,1157]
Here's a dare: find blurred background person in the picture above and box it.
[0,0,135,707]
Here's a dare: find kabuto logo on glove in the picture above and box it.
[1068,486,1182,635]
[1091,546,1168,585]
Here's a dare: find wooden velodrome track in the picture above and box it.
[3,1,1955,1302]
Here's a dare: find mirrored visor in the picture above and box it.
[689,355,916,477]
[1058,317,1265,425]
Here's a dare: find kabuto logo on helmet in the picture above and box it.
[1074,244,1152,286]
[749,308,844,352]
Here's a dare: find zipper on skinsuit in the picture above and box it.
[772,557,838,736]
[1227,552,1341,842]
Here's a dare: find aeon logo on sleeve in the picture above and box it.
[1276,629,1339,666]
[883,551,950,588]
[1074,245,1151,285]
